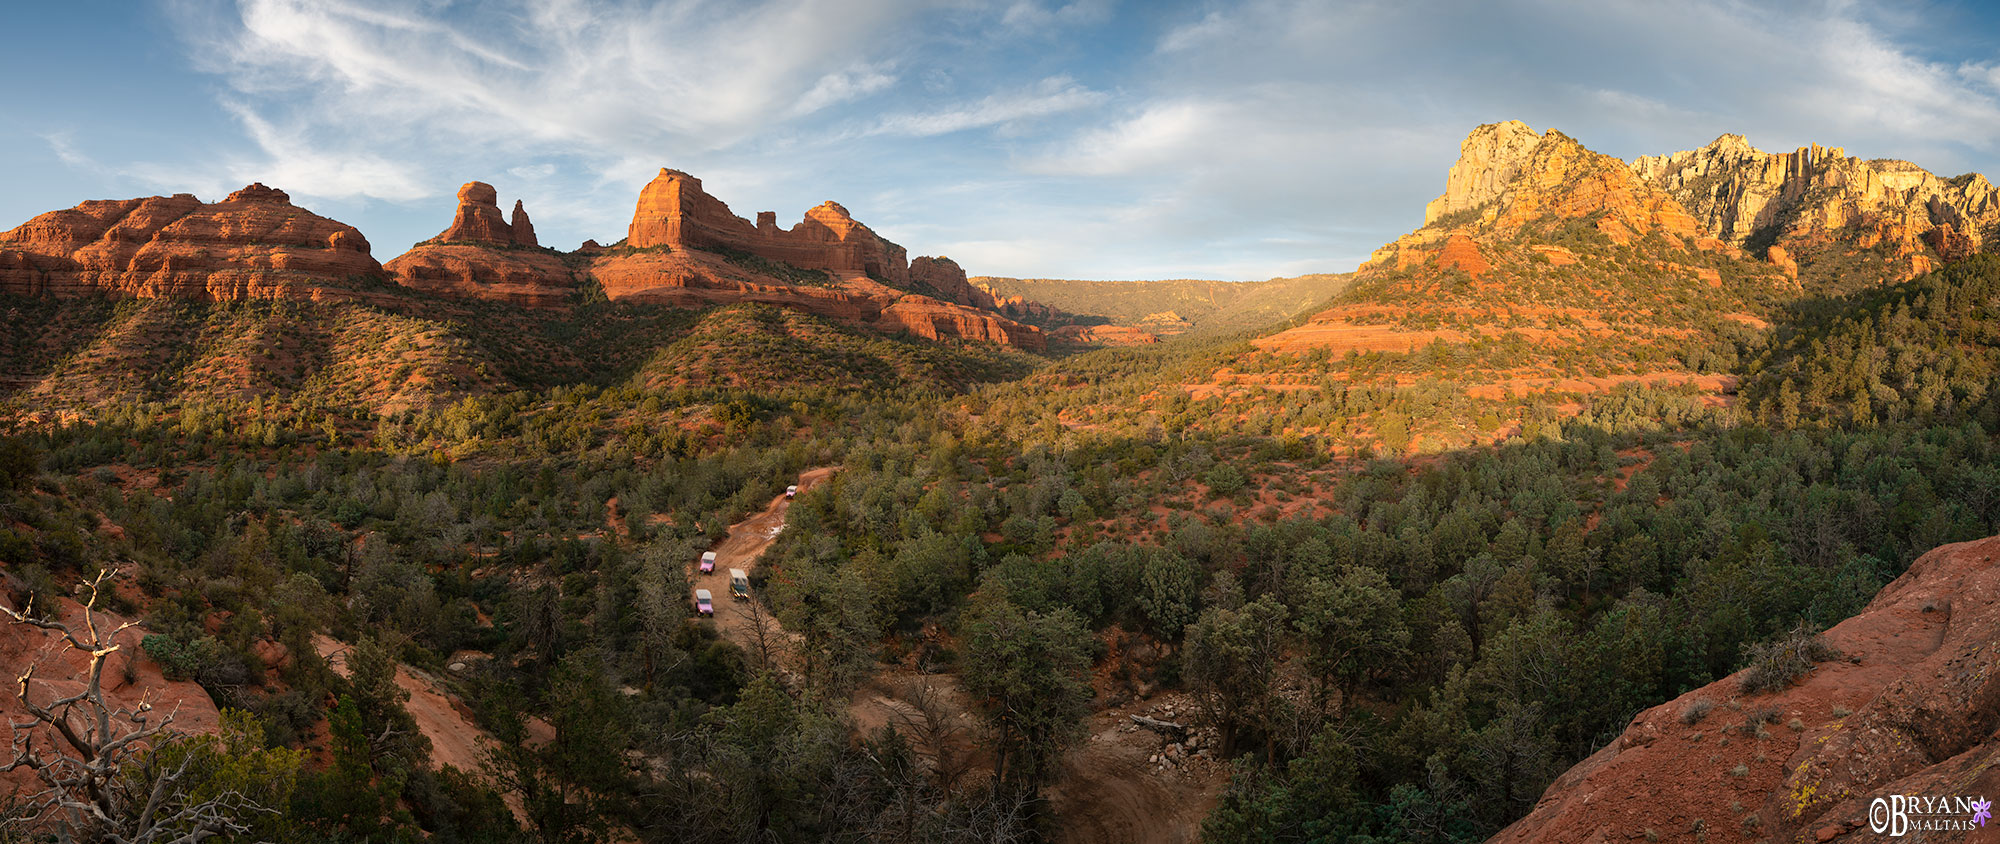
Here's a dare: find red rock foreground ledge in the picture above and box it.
[1493,534,2000,844]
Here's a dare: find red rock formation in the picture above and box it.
[909,256,999,310]
[384,182,573,307]
[627,168,909,282]
[1493,534,2000,844]
[994,294,1064,323]
[1636,135,2000,280]
[437,181,515,245]
[1436,233,1489,277]
[596,168,1044,350]
[1768,244,1800,280]
[1050,324,1160,346]
[1366,125,1719,275]
[0,184,383,301]
[510,200,537,248]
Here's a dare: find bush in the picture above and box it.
[1679,699,1714,726]
[142,633,228,682]
[1740,625,1843,695]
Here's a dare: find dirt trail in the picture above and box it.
[693,468,837,664]
[697,467,1225,842]
[314,635,490,774]
[1049,707,1226,844]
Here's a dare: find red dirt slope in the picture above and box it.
[1493,535,2000,844]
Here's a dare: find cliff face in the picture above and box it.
[0,184,383,301]
[384,181,575,308]
[595,168,1045,351]
[909,255,1000,311]
[1493,534,2000,844]
[626,168,910,283]
[1373,123,1714,270]
[1635,135,2000,282]
[1423,119,1547,225]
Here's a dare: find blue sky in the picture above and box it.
[5,1,2000,281]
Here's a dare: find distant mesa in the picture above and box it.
[383,181,576,308]
[0,183,382,301]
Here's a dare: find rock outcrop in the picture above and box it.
[1368,123,1717,274]
[0,590,222,797]
[625,168,910,282]
[909,256,999,310]
[0,184,383,301]
[384,181,575,307]
[1635,135,2000,281]
[1423,119,1546,225]
[593,168,1044,350]
[1493,534,2000,844]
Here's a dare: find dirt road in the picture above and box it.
[690,466,1225,842]
[692,467,837,665]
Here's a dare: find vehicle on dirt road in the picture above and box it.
[729,568,750,600]
[694,589,714,616]
[785,484,799,500]
[700,551,716,573]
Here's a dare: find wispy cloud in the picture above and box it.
[61,0,2000,280]
[866,77,1107,137]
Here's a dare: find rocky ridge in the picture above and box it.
[590,168,1044,350]
[1634,135,2000,283]
[0,184,383,302]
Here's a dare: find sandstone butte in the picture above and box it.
[383,181,578,308]
[0,184,384,302]
[0,174,1044,351]
[589,168,1045,351]
[1495,534,2000,844]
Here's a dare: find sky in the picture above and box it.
[5,1,2000,281]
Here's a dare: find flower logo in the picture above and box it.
[1973,797,1992,828]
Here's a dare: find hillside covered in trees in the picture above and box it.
[2,121,1999,844]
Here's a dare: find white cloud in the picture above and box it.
[867,77,1107,137]
[116,0,2000,281]
[1000,0,1113,32]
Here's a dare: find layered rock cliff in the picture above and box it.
[1370,122,1717,271]
[624,168,910,283]
[1493,534,2000,844]
[0,184,383,301]
[592,168,1044,350]
[1634,135,2000,283]
[384,181,576,308]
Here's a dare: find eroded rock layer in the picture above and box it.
[1635,135,2000,281]
[594,169,1045,350]
[384,181,575,307]
[0,184,383,301]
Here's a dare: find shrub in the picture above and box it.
[1740,625,1843,695]
[1680,699,1715,725]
